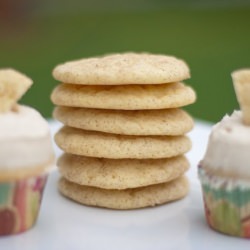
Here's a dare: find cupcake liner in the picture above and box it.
[198,167,250,238]
[0,174,48,236]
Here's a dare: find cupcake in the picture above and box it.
[0,69,54,236]
[199,69,250,238]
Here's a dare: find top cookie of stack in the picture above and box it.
[51,52,196,209]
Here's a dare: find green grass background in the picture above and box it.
[1,5,250,122]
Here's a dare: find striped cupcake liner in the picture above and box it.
[199,167,250,238]
[0,174,48,236]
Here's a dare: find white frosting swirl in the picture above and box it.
[0,105,54,169]
[202,110,250,177]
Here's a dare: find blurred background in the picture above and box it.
[0,0,250,122]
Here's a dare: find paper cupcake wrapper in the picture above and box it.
[0,174,48,236]
[198,167,250,238]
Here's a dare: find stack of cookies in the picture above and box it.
[51,53,196,209]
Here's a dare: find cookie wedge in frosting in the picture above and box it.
[0,68,54,236]
[199,68,250,238]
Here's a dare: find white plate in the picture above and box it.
[1,121,249,249]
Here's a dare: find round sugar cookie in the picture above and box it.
[58,154,189,189]
[58,176,189,209]
[55,126,191,159]
[53,107,194,136]
[51,82,196,110]
[52,53,190,85]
